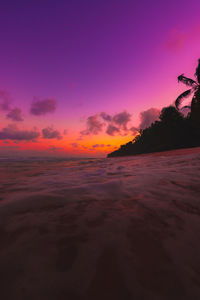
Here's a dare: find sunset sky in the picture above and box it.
[1,0,200,157]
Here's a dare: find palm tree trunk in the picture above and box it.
[191,89,200,128]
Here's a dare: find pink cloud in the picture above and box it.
[112,111,131,130]
[139,108,160,129]
[164,29,187,52]
[80,114,104,135]
[80,108,161,138]
[81,111,133,137]
[164,25,200,53]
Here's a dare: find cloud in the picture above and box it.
[30,98,56,115]
[6,107,23,122]
[63,129,68,135]
[49,145,63,151]
[71,142,79,148]
[80,108,159,138]
[164,29,187,52]
[92,144,99,148]
[129,126,138,135]
[0,124,40,141]
[81,110,134,137]
[163,26,200,53]
[0,90,12,111]
[92,144,105,148]
[100,112,112,122]
[80,114,104,135]
[139,108,160,129]
[81,145,88,149]
[105,111,133,136]
[42,126,62,140]
[106,124,120,136]
[112,111,131,130]
[0,90,24,122]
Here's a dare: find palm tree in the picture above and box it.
[175,59,200,127]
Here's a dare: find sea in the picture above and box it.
[0,148,200,299]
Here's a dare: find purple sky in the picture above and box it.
[0,0,200,156]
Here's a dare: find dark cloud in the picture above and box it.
[0,124,40,141]
[100,112,112,122]
[113,111,131,130]
[30,98,56,116]
[0,91,25,122]
[139,108,160,129]
[6,107,23,122]
[92,144,99,148]
[42,127,62,140]
[49,145,63,151]
[0,90,12,111]
[91,144,105,148]
[80,114,103,135]
[106,124,120,136]
[71,143,79,148]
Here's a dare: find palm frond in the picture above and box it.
[175,89,192,109]
[177,74,197,87]
[195,59,200,84]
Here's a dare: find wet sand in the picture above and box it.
[0,148,200,299]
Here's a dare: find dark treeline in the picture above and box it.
[107,106,200,157]
[108,59,200,158]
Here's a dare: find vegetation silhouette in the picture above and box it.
[175,59,200,127]
[108,59,200,158]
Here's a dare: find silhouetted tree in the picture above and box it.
[159,106,183,123]
[175,59,200,127]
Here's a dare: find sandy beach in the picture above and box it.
[1,147,200,299]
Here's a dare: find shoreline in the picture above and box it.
[108,145,200,158]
